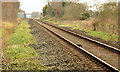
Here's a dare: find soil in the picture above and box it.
[28,20,104,71]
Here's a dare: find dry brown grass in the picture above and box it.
[1,2,20,68]
[2,22,15,30]
[55,16,118,36]
[58,17,95,30]
[1,18,22,66]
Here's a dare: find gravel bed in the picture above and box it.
[28,20,104,71]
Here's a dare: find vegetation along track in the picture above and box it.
[32,19,120,72]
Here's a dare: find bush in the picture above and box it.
[79,12,90,20]
[98,2,118,19]
[61,3,88,20]
[82,12,90,18]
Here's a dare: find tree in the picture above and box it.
[43,5,48,16]
[80,12,90,20]
[61,2,88,20]
[99,2,118,19]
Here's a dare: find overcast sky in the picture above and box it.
[20,0,47,13]
[19,0,118,13]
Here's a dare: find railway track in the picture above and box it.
[32,19,120,72]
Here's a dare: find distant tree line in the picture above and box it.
[42,1,118,35]
[43,1,118,21]
[42,2,90,20]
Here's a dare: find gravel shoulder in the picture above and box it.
[28,20,104,70]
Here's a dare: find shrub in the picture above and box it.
[61,3,88,20]
[79,12,90,20]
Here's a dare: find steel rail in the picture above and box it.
[39,20,120,54]
[32,19,120,72]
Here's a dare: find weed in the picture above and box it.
[44,19,118,41]
[3,20,48,70]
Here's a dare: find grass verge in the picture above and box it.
[44,19,118,41]
[2,20,48,70]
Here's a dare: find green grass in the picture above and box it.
[45,20,58,24]
[45,19,83,30]
[86,30,118,41]
[8,21,34,45]
[3,20,48,70]
[59,24,83,30]
[44,19,118,41]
